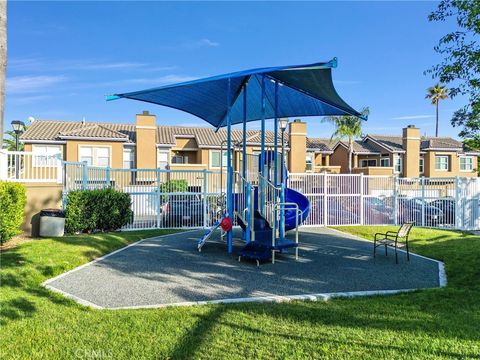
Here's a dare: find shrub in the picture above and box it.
[0,182,26,243]
[160,179,188,193]
[65,188,132,233]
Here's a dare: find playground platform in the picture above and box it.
[44,228,444,309]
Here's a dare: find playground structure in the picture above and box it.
[108,60,365,264]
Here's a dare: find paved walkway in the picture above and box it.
[44,227,442,309]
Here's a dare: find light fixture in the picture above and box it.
[11,120,25,134]
[279,117,289,131]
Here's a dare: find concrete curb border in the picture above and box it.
[43,227,447,310]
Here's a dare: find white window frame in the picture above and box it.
[123,147,135,169]
[459,155,473,172]
[435,155,449,171]
[419,157,424,174]
[78,145,111,167]
[380,157,390,167]
[157,150,169,169]
[306,153,313,172]
[209,150,228,169]
[32,145,62,167]
[394,155,403,174]
[360,159,377,167]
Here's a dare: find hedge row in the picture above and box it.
[0,182,26,244]
[65,188,133,234]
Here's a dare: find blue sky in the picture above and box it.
[5,1,466,138]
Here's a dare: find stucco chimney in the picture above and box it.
[402,125,421,178]
[135,111,157,170]
[288,119,307,172]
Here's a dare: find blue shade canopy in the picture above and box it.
[108,59,365,129]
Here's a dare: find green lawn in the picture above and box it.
[1,227,479,359]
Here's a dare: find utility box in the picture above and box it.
[39,209,65,237]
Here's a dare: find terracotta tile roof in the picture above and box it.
[367,134,463,151]
[366,135,404,152]
[306,137,335,152]
[59,124,130,140]
[20,120,288,147]
[421,137,463,149]
[336,140,381,154]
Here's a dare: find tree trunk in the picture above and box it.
[348,137,353,174]
[0,1,6,149]
[435,101,439,137]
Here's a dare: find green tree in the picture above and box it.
[324,107,370,174]
[425,84,449,137]
[2,123,26,151]
[426,0,480,143]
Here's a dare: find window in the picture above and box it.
[32,145,62,166]
[435,155,449,171]
[360,159,377,167]
[79,146,110,167]
[172,155,188,164]
[394,155,403,174]
[157,150,169,169]
[123,148,134,169]
[210,150,227,168]
[380,157,390,167]
[460,156,473,171]
[419,157,424,174]
[306,153,313,172]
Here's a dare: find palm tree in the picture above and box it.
[0,0,6,149]
[426,83,448,137]
[3,128,25,151]
[324,107,370,174]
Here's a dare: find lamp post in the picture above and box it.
[11,120,25,151]
[11,120,25,179]
[279,117,289,183]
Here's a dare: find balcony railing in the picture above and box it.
[0,150,62,183]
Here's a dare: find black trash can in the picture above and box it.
[39,209,66,237]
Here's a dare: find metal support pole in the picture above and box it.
[106,166,111,188]
[273,81,279,187]
[156,169,161,228]
[14,134,19,179]
[246,182,251,244]
[393,176,399,225]
[82,161,88,190]
[260,75,266,214]
[421,177,425,227]
[242,84,247,181]
[203,169,208,229]
[455,176,461,229]
[359,172,364,225]
[226,78,233,253]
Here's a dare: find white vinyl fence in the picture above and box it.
[288,173,480,231]
[0,150,62,183]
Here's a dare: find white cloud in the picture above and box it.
[183,38,220,49]
[391,115,434,120]
[6,75,67,93]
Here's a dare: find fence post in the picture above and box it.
[106,166,111,188]
[323,172,328,226]
[455,176,461,230]
[0,151,7,180]
[55,154,63,184]
[157,168,161,228]
[81,161,88,190]
[203,169,207,229]
[359,173,364,225]
[393,175,398,226]
[421,177,425,227]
